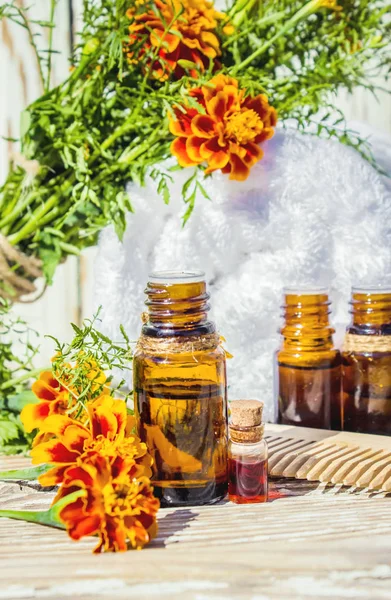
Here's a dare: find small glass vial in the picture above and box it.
[133,271,228,507]
[228,400,268,504]
[275,288,342,430]
[342,286,391,435]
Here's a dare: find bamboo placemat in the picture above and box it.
[265,424,391,492]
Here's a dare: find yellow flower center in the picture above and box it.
[103,482,133,516]
[86,436,117,456]
[225,109,264,145]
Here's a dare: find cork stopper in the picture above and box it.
[229,400,264,443]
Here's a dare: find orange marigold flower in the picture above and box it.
[54,452,159,552]
[169,74,277,181]
[31,396,152,486]
[20,371,75,433]
[127,0,225,79]
[21,361,109,435]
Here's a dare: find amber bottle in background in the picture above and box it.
[275,289,342,430]
[133,271,228,506]
[342,287,391,435]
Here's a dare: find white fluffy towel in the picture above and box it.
[94,126,391,422]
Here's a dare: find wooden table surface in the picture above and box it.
[1,455,391,600]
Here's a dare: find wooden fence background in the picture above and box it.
[1,0,390,362]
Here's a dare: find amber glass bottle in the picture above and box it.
[276,288,342,430]
[133,271,228,507]
[342,287,391,435]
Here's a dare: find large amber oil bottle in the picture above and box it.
[275,289,342,430]
[133,271,228,506]
[342,287,391,435]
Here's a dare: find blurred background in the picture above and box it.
[1,0,390,363]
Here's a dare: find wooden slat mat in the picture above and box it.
[266,424,391,491]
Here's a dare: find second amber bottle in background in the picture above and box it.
[275,288,342,430]
[342,287,391,435]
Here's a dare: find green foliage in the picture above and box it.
[0,299,40,453]
[49,309,133,416]
[230,0,390,166]
[0,0,389,280]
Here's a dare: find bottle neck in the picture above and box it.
[229,424,264,444]
[142,278,216,337]
[280,291,334,350]
[349,290,391,335]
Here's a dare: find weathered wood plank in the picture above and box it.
[1,454,391,599]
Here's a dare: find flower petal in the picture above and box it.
[168,109,196,137]
[32,374,61,401]
[191,114,216,137]
[68,514,101,541]
[31,440,81,465]
[200,32,220,54]
[39,465,68,486]
[170,138,198,167]
[89,396,127,441]
[243,141,264,165]
[104,517,128,552]
[205,91,228,122]
[229,153,250,181]
[150,29,180,53]
[200,138,229,169]
[20,401,50,433]
[37,415,90,452]
[186,136,204,162]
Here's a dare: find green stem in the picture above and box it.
[12,7,46,92]
[0,509,63,528]
[0,367,43,391]
[222,12,286,48]
[0,464,50,481]
[9,126,162,245]
[229,0,259,27]
[0,490,85,529]
[231,0,333,74]
[0,191,40,231]
[8,194,59,245]
[0,178,23,217]
[46,0,57,93]
[131,8,182,122]
[100,117,138,152]
[58,241,80,255]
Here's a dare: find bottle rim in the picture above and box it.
[283,286,329,296]
[352,285,391,295]
[148,270,205,284]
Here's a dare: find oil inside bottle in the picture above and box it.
[135,377,228,506]
[228,456,268,504]
[343,352,391,435]
[278,358,342,430]
[342,287,391,436]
